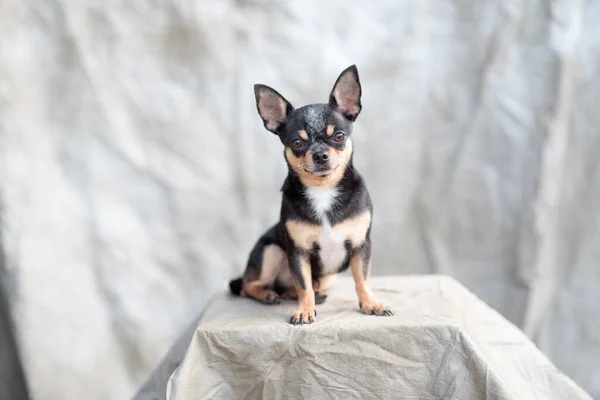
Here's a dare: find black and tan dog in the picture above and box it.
[229,65,392,325]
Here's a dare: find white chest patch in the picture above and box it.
[316,222,349,274]
[305,187,347,274]
[305,187,338,222]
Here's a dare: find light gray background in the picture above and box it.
[0,1,598,399]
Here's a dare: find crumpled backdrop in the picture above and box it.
[0,1,598,399]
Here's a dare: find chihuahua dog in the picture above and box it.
[229,65,392,325]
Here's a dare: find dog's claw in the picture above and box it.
[314,309,317,317]
[290,310,316,326]
[359,300,392,316]
[263,296,280,305]
[261,292,281,305]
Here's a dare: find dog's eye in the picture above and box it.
[333,131,346,142]
[290,139,303,149]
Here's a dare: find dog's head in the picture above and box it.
[254,65,362,186]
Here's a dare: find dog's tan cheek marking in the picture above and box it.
[326,124,335,137]
[298,130,309,141]
[285,148,325,188]
[303,150,315,171]
[284,147,296,164]
[335,210,371,247]
[331,137,353,161]
[285,220,322,250]
[330,147,343,165]
[285,147,303,175]
[322,139,353,188]
[285,147,314,172]
[342,138,353,161]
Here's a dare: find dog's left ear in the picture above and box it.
[329,65,362,121]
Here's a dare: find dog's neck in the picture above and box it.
[281,160,361,224]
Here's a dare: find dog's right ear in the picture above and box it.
[254,84,294,134]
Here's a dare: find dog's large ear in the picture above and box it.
[329,65,362,121]
[254,84,294,134]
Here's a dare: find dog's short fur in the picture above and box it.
[229,65,392,325]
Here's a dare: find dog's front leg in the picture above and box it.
[288,248,316,325]
[350,243,393,316]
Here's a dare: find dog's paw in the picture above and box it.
[314,292,328,305]
[290,307,317,325]
[261,290,281,305]
[359,300,393,316]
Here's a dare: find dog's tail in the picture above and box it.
[229,277,243,296]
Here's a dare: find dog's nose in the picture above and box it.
[312,151,329,165]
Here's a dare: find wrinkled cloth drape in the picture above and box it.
[163,277,591,400]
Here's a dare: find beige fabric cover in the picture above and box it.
[166,276,591,400]
[2,2,600,398]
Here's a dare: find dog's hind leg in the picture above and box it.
[242,244,286,305]
[314,274,337,304]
